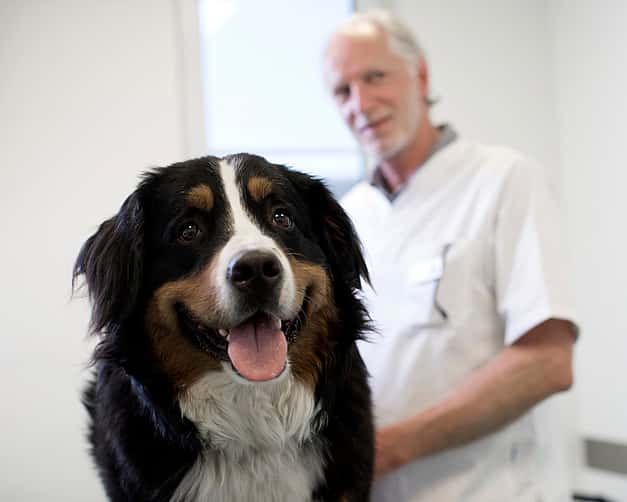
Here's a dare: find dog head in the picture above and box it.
[74,154,368,389]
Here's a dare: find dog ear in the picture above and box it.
[73,191,144,333]
[308,178,370,290]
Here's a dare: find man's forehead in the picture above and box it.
[326,29,386,60]
[335,20,379,39]
[324,31,399,84]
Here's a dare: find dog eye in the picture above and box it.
[177,222,201,243]
[272,209,293,230]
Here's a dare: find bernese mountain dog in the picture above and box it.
[73,154,373,502]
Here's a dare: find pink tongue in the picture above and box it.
[227,315,287,381]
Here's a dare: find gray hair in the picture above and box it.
[331,9,438,106]
[333,9,426,72]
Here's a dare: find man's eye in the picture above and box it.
[334,85,350,101]
[366,71,385,83]
[272,209,294,230]
[177,222,201,243]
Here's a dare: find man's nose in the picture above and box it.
[346,83,374,115]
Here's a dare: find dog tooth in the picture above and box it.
[218,328,228,337]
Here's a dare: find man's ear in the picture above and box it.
[308,178,370,290]
[417,57,432,104]
[73,191,144,333]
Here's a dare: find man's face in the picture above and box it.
[324,29,425,161]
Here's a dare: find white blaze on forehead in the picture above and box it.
[220,159,264,242]
[216,159,296,320]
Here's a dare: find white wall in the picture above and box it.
[0,1,186,500]
[551,0,627,444]
[388,0,561,181]
[550,0,627,497]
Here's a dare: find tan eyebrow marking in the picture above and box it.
[247,176,273,202]
[185,184,214,211]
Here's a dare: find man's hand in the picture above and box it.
[374,424,411,479]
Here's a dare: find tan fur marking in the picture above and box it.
[186,184,214,211]
[287,258,337,390]
[145,255,223,390]
[247,176,273,202]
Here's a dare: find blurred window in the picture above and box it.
[198,0,362,196]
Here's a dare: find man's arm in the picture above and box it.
[374,318,575,479]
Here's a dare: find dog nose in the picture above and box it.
[227,250,282,292]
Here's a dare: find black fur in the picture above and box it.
[74,154,373,501]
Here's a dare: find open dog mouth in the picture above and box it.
[176,303,305,382]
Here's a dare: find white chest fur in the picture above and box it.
[171,368,326,502]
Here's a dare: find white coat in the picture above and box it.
[342,136,577,502]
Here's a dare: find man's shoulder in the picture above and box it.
[460,139,528,165]
[455,139,542,180]
[340,180,375,212]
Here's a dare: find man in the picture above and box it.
[323,9,578,502]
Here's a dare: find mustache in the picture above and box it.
[354,113,390,131]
